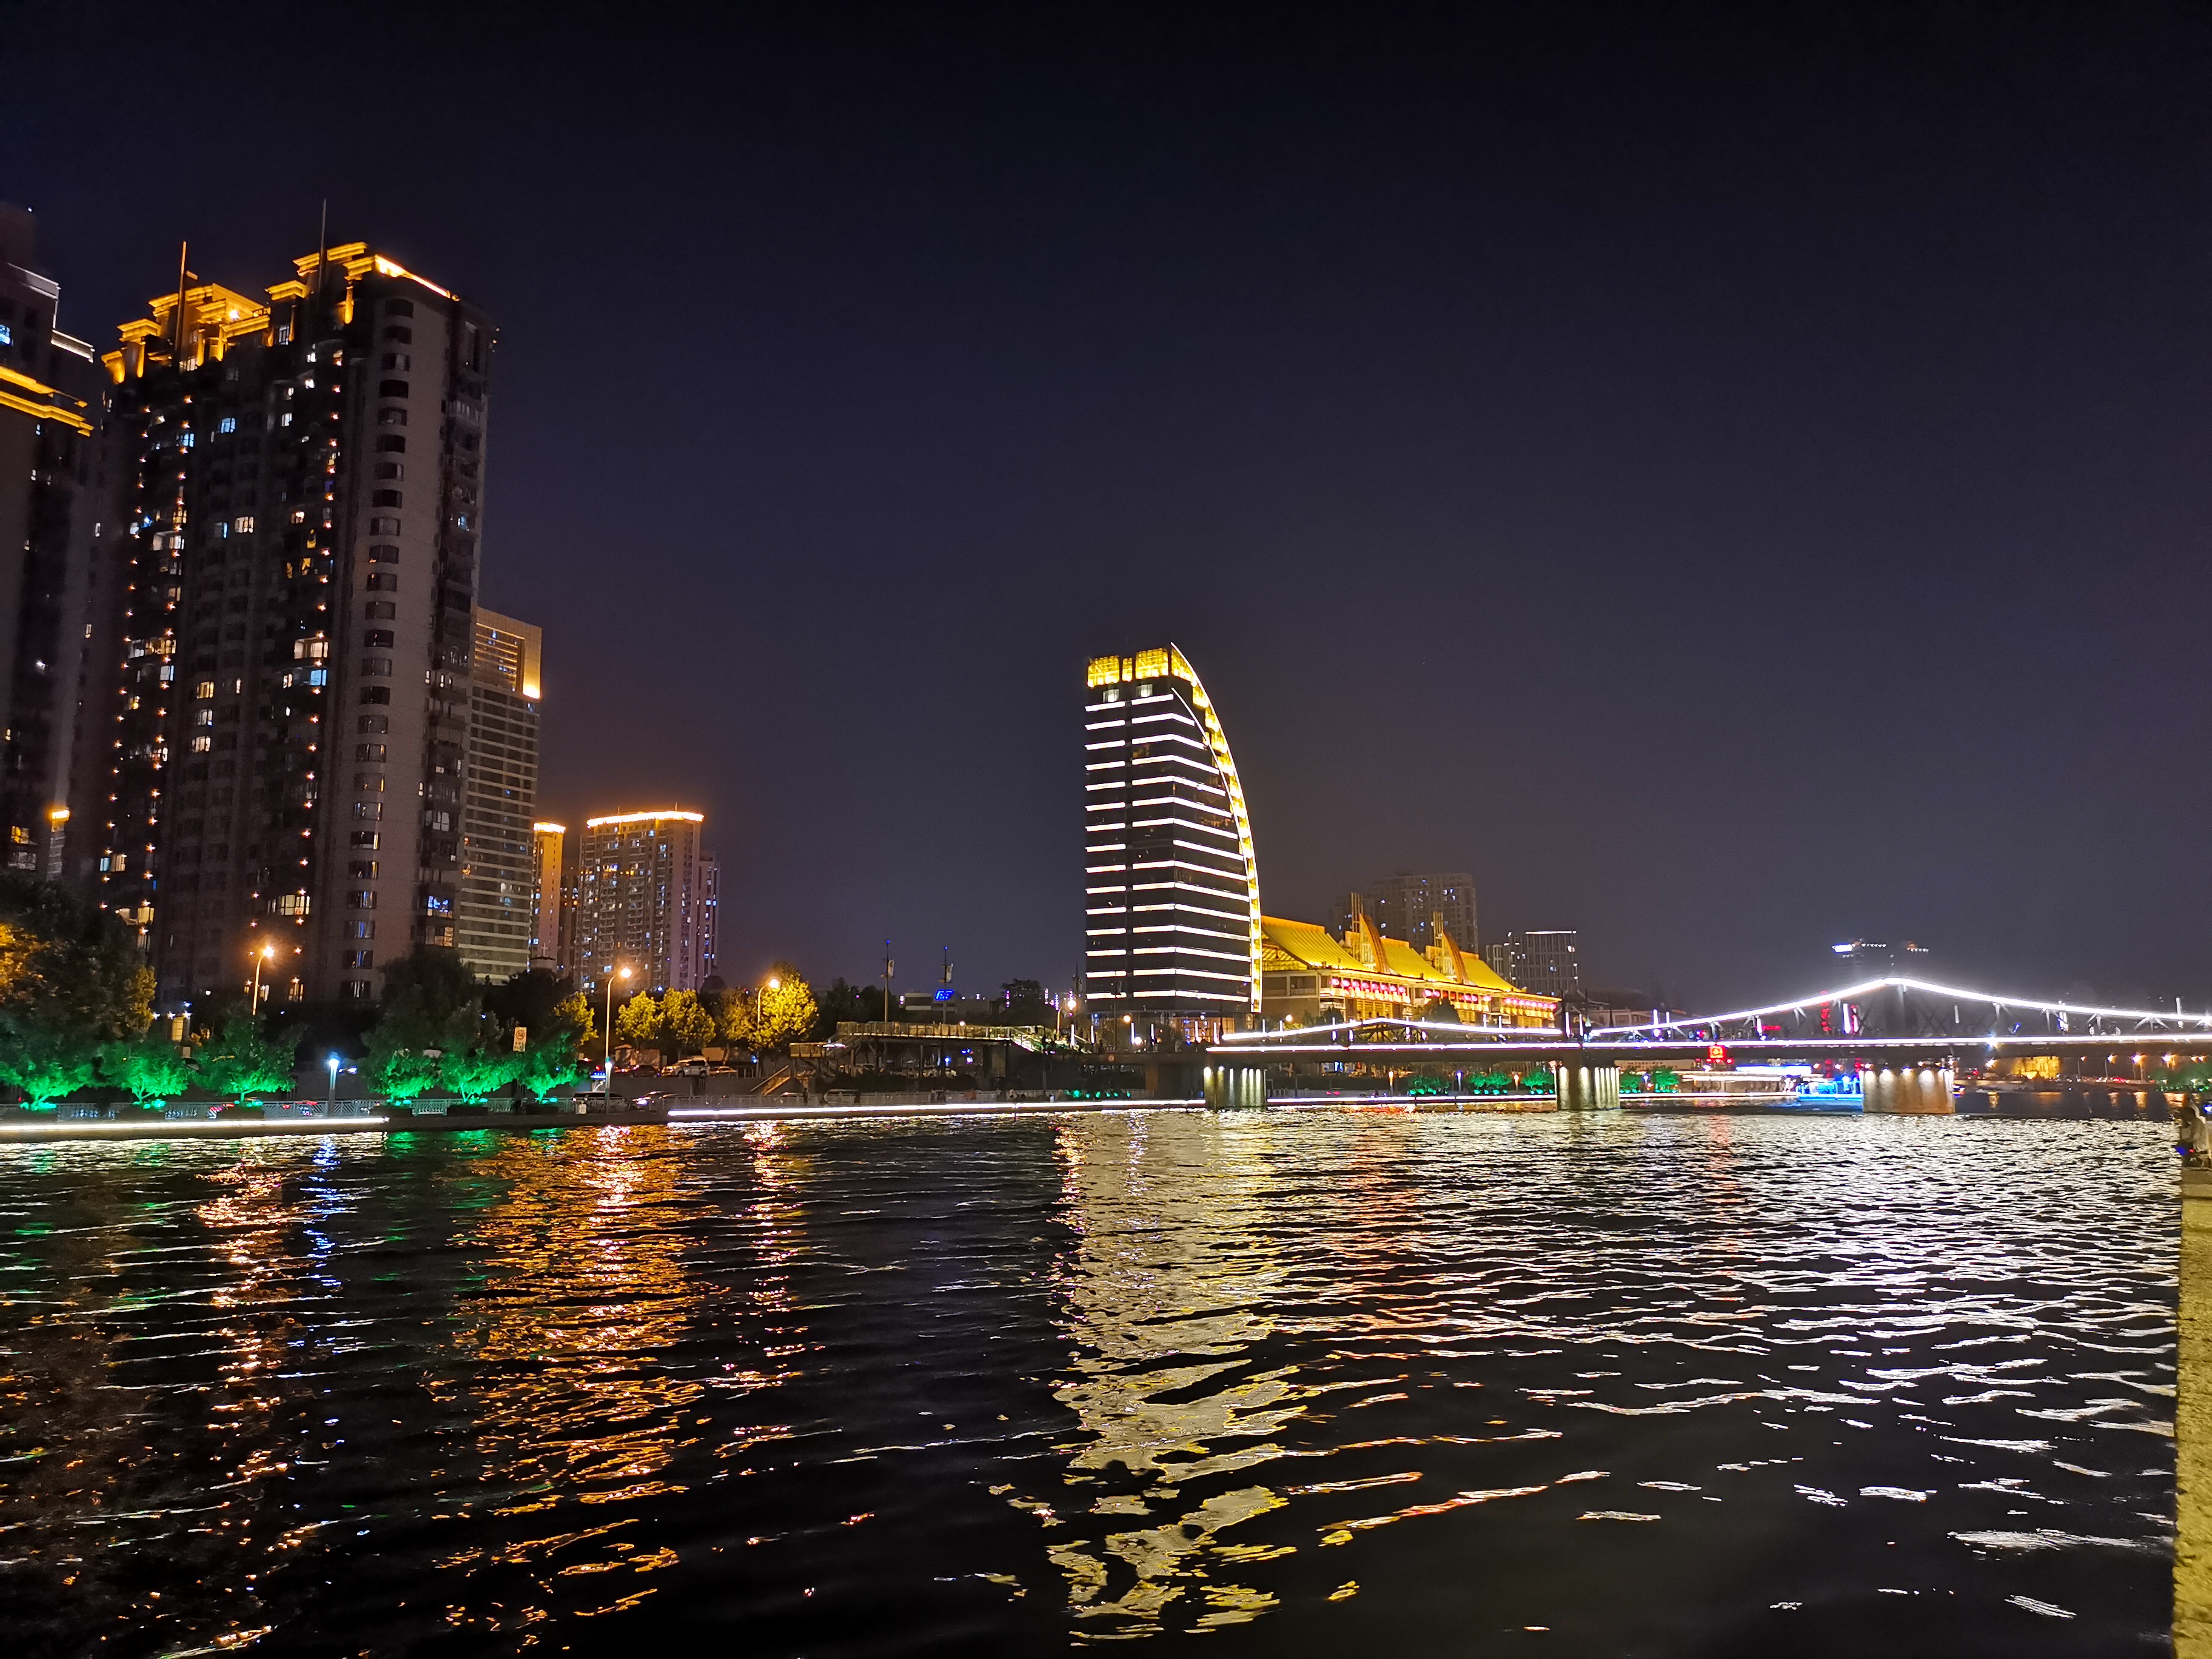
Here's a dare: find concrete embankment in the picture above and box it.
[0,1087,1587,1141]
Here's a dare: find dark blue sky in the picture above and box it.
[11,3,2211,1007]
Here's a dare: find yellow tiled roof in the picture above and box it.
[1260,916,1362,973]
[1259,915,1527,997]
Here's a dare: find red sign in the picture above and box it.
[1707,1044,1731,1067]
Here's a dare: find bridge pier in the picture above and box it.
[1202,1064,1268,1110]
[1861,1065,1954,1114]
[1557,1062,1620,1111]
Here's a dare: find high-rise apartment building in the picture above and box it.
[1339,872,1476,953]
[1484,930,1580,999]
[454,609,539,980]
[575,809,717,993]
[530,820,571,973]
[1082,646,1261,1034]
[0,207,102,883]
[93,241,494,1007]
[1829,938,1930,980]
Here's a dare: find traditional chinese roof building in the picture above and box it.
[1259,913,1557,1029]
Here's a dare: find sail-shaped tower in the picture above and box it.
[1082,646,1261,1037]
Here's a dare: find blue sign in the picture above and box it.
[933,988,956,1002]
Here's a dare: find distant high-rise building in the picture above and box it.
[0,206,102,885]
[1082,646,1261,1035]
[699,851,719,984]
[1830,938,1930,979]
[575,809,716,993]
[92,239,494,1007]
[530,821,569,973]
[1339,872,1476,953]
[454,609,539,980]
[1485,930,1580,999]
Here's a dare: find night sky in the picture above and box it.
[10,4,2211,1008]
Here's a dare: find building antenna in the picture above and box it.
[313,198,329,327]
[171,240,188,354]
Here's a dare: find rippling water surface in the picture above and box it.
[0,1111,2176,1655]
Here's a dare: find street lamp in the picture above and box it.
[249,940,277,1011]
[326,1052,341,1104]
[602,965,631,1091]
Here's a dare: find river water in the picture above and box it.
[0,1110,2177,1656]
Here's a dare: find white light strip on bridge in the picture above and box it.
[1586,975,2212,1037]
[1216,1033,2212,1057]
[1219,1016,1564,1044]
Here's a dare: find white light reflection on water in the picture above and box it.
[0,1110,2180,1656]
[1014,1111,2174,1648]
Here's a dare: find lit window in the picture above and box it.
[190,736,212,752]
[193,681,214,699]
[234,515,253,532]
[218,416,236,434]
[0,323,12,345]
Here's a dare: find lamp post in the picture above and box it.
[326,1052,341,1105]
[602,965,630,1091]
[249,940,277,1012]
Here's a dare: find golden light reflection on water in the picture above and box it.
[0,1140,353,1650]
[427,1124,814,1636]
[1030,1112,1332,1635]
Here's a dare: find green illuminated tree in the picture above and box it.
[198,1017,299,1103]
[99,1034,195,1109]
[518,1031,584,1102]
[372,1045,443,1104]
[0,1027,97,1109]
[366,947,484,1103]
[441,1044,523,1105]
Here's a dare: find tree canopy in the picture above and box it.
[0,871,153,1045]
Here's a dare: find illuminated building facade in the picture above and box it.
[1339,871,1476,954]
[1083,646,1260,1036]
[93,240,494,1006]
[1484,930,1580,999]
[575,809,716,993]
[529,820,572,973]
[0,207,101,882]
[1261,913,1555,1028]
[454,609,540,980]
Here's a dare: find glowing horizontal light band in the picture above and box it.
[1587,974,2212,1036]
[1130,793,1235,816]
[0,1116,391,1139]
[1130,816,1240,840]
[533,821,566,833]
[1221,1017,1563,1042]
[0,386,94,436]
[586,809,703,827]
